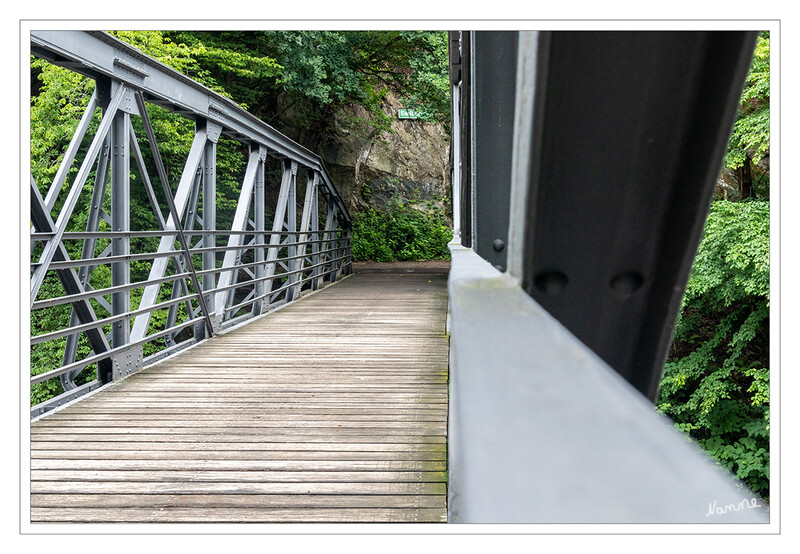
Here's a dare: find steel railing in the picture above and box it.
[29,31,352,418]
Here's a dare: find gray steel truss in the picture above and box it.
[446,30,767,524]
[29,31,351,418]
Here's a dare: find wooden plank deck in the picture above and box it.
[30,261,450,524]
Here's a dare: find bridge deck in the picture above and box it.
[30,262,450,524]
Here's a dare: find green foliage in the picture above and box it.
[725,32,770,170]
[30,58,96,202]
[657,200,769,498]
[164,30,451,133]
[351,198,451,262]
[399,31,451,124]
[29,29,450,407]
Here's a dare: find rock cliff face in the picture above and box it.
[317,92,451,218]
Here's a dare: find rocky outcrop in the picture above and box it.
[318,92,451,218]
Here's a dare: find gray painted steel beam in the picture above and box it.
[30,85,124,306]
[447,244,768,523]
[43,91,98,212]
[261,160,297,306]
[61,137,111,389]
[295,170,318,298]
[30,178,112,377]
[130,127,207,341]
[213,149,260,317]
[110,110,131,352]
[30,30,351,230]
[202,132,218,313]
[253,147,267,315]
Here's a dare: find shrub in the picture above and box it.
[351,198,451,262]
[657,200,769,499]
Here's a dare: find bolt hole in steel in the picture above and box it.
[609,271,644,297]
[533,270,568,295]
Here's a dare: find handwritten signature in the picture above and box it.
[705,497,763,517]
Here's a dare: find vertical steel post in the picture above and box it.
[130,127,207,341]
[470,31,518,272]
[202,133,217,316]
[253,146,267,314]
[323,203,338,282]
[449,31,463,242]
[295,170,318,298]
[310,180,321,290]
[285,162,298,302]
[213,149,260,318]
[110,108,130,380]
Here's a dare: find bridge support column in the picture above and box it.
[202,122,220,327]
[310,174,321,290]
[294,170,318,299]
[109,108,130,382]
[253,146,267,315]
[285,162,298,302]
[323,203,338,283]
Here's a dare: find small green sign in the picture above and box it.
[398,108,421,120]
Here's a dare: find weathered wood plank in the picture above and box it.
[30,441,446,452]
[30,433,446,444]
[31,449,446,461]
[29,262,450,523]
[30,507,447,523]
[31,459,446,471]
[31,494,446,509]
[31,481,447,495]
[32,469,448,482]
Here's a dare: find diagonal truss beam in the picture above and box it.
[30,85,125,306]
[213,148,262,316]
[44,90,98,212]
[130,126,208,341]
[262,160,297,304]
[133,91,214,338]
[293,170,319,298]
[61,136,111,389]
[30,177,112,363]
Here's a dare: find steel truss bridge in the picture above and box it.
[28,30,768,524]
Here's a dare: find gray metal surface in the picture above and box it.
[453,30,757,399]
[447,245,768,523]
[469,31,517,271]
[30,31,351,417]
[447,29,767,524]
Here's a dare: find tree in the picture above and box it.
[657,34,771,500]
[724,32,770,200]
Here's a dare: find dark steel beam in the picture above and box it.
[511,31,758,400]
[470,31,518,271]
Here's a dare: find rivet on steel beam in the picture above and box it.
[609,271,644,298]
[534,271,568,295]
[492,239,505,252]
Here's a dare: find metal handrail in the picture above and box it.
[29,30,353,418]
